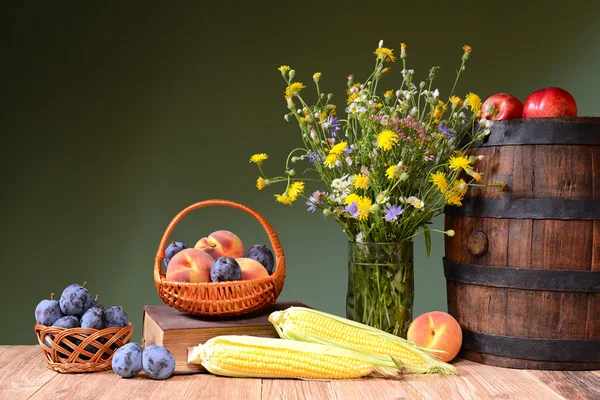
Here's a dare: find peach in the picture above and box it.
[406,311,462,362]
[166,248,214,283]
[236,258,269,280]
[195,230,245,259]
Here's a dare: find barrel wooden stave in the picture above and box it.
[444,118,600,370]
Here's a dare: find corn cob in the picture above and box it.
[187,335,400,380]
[268,307,457,375]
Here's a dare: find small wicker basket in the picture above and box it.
[154,199,286,317]
[34,322,133,373]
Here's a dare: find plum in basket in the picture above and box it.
[35,293,64,326]
[210,256,242,282]
[105,306,129,328]
[163,241,189,268]
[246,244,275,275]
[59,283,93,318]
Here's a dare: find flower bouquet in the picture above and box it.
[249,41,496,337]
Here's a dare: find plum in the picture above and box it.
[59,283,93,317]
[163,241,189,268]
[142,345,175,380]
[246,244,275,275]
[53,315,79,329]
[105,306,129,328]
[35,293,64,326]
[210,256,241,282]
[91,294,104,310]
[112,343,143,378]
[80,307,106,330]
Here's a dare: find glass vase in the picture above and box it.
[346,241,414,338]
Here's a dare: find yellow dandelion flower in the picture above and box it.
[386,165,398,180]
[438,100,448,111]
[347,92,358,105]
[445,179,468,206]
[465,92,482,113]
[287,181,305,201]
[376,103,383,109]
[353,174,369,190]
[377,130,399,151]
[400,43,407,50]
[374,47,396,62]
[323,153,338,168]
[357,196,374,221]
[313,72,321,82]
[449,96,464,108]
[249,153,268,165]
[429,172,448,193]
[256,177,266,190]
[345,193,361,206]
[275,194,293,205]
[346,83,361,94]
[433,107,443,119]
[329,141,348,155]
[449,155,471,171]
[384,90,394,98]
[463,45,472,53]
[285,82,306,97]
[278,65,291,73]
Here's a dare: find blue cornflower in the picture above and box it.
[344,145,354,155]
[323,116,341,137]
[345,202,360,218]
[439,124,455,138]
[307,152,323,166]
[383,204,404,222]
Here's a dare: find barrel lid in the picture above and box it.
[471,117,600,147]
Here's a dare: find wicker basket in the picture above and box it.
[154,199,286,317]
[34,322,133,373]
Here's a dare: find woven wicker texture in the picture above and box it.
[34,322,133,373]
[154,199,286,316]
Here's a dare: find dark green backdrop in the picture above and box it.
[2,2,598,344]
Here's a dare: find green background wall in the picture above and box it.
[2,2,598,344]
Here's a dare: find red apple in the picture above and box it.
[522,87,577,118]
[481,93,523,120]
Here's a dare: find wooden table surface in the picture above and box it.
[1,346,598,400]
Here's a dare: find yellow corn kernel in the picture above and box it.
[269,307,456,375]
[188,335,397,380]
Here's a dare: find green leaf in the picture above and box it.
[424,226,431,257]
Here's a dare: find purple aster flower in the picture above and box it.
[306,191,323,213]
[383,204,404,222]
[439,124,455,138]
[345,202,360,218]
[323,116,341,137]
[344,145,354,155]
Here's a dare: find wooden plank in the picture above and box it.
[534,145,593,200]
[456,282,507,336]
[531,220,593,270]
[402,372,484,400]
[525,370,600,400]
[510,145,535,199]
[329,379,415,400]
[262,379,334,400]
[29,370,120,400]
[0,346,57,400]
[185,375,261,400]
[505,289,532,337]
[98,372,191,400]
[0,346,32,371]
[456,359,564,399]
[507,219,533,268]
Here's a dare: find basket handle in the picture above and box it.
[154,199,285,282]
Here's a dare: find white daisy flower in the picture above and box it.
[356,232,365,242]
[376,192,389,204]
[345,156,353,165]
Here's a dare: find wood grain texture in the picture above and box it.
[0,347,57,400]
[262,379,334,400]
[329,379,415,400]
[0,346,32,371]
[456,359,564,399]
[99,373,191,400]
[29,370,119,400]
[402,372,483,400]
[185,375,261,400]
[525,370,600,400]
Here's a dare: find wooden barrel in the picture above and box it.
[444,117,600,370]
